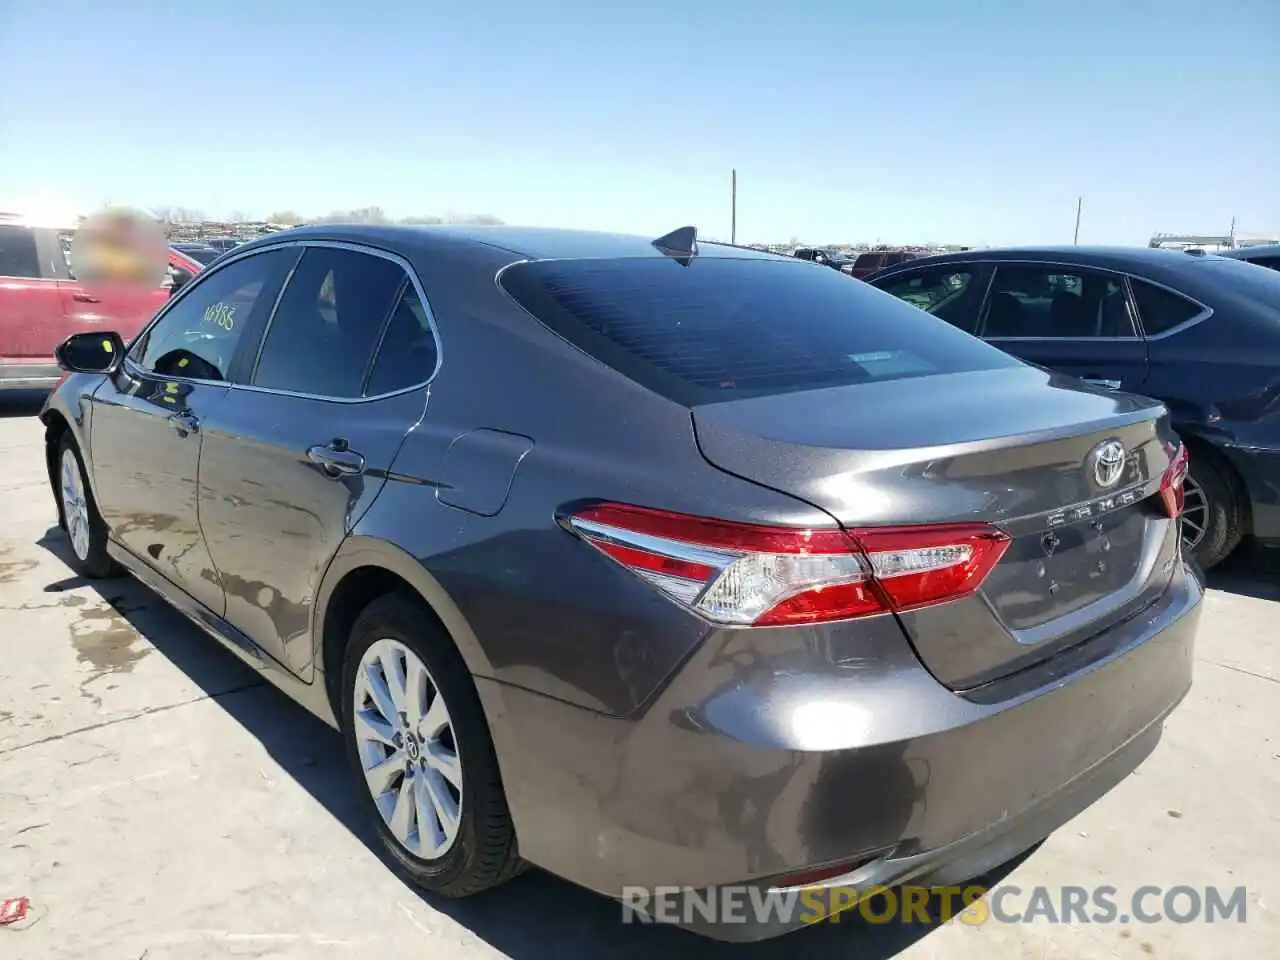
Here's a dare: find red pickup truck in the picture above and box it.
[1,215,201,391]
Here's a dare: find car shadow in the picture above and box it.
[1205,541,1280,602]
[0,389,49,418]
[35,525,1028,958]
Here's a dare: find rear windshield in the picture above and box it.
[499,256,1021,405]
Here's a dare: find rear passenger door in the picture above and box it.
[196,242,439,677]
[976,262,1149,393]
[0,224,67,364]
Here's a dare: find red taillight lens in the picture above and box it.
[1159,444,1190,519]
[567,503,1010,627]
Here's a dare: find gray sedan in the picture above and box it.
[41,223,1201,940]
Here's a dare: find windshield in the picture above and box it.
[500,255,1021,405]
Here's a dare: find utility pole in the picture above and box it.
[1073,197,1083,245]
[730,169,737,245]
[1229,215,1237,247]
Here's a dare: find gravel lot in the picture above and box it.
[1,389,1275,959]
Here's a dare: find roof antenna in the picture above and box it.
[652,225,698,265]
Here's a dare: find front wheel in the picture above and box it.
[57,435,120,579]
[340,593,523,897]
[1180,451,1245,570]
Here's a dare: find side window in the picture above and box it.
[0,225,41,279]
[134,248,295,382]
[1253,256,1280,273]
[252,247,407,398]
[1129,279,1205,336]
[980,265,1135,339]
[365,286,439,395]
[874,267,979,332]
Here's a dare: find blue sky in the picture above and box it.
[1,0,1276,245]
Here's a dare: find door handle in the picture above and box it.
[1083,377,1122,390]
[72,293,101,303]
[167,411,200,436]
[307,442,365,478]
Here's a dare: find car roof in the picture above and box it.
[1220,243,1280,260]
[237,223,789,263]
[870,244,1238,279]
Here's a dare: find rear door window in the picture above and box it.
[364,285,439,395]
[499,256,1021,405]
[0,225,40,279]
[251,246,407,398]
[979,265,1136,339]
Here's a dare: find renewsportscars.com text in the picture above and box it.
[622,883,1249,927]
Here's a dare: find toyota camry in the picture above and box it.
[41,224,1201,940]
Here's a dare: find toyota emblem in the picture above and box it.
[1090,439,1127,489]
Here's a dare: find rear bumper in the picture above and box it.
[477,559,1202,939]
[0,361,61,391]
[1219,442,1280,543]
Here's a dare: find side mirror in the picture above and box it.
[55,331,126,374]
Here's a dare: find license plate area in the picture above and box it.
[983,505,1149,632]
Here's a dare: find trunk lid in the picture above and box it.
[693,366,1181,689]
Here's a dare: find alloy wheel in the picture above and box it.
[353,638,463,859]
[60,448,91,562]
[1180,474,1209,552]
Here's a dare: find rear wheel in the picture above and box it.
[1181,449,1245,570]
[340,592,522,897]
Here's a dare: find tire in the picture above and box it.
[340,592,522,897]
[1181,446,1245,571]
[56,434,120,579]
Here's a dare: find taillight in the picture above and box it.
[1159,444,1190,518]
[566,503,1010,627]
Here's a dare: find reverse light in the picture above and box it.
[1159,443,1190,519]
[566,503,1010,628]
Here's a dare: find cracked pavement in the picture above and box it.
[1,390,1275,959]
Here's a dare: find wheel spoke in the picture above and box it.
[363,661,401,730]
[413,774,445,855]
[379,647,410,717]
[420,691,449,739]
[363,748,405,796]
[388,775,415,842]
[425,741,462,790]
[354,707,397,747]
[421,765,460,842]
[405,658,429,728]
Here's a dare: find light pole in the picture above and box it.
[731,169,737,245]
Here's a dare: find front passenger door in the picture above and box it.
[87,248,298,613]
[871,263,989,333]
[196,245,437,676]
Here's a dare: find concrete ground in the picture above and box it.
[0,388,1274,960]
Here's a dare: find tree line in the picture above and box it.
[151,205,503,227]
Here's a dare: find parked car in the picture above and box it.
[0,215,186,392]
[171,241,224,265]
[869,246,1280,569]
[846,249,918,280]
[791,246,849,270]
[203,236,243,254]
[42,225,1200,941]
[1219,243,1280,273]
